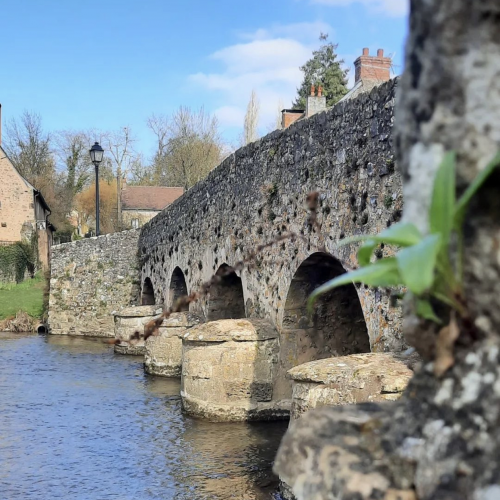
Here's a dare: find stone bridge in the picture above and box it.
[49,77,404,413]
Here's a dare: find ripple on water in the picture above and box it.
[0,332,288,499]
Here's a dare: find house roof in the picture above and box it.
[121,186,184,211]
[338,79,386,104]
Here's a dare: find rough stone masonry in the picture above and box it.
[49,230,141,336]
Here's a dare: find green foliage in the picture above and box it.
[0,272,45,320]
[308,151,500,321]
[0,235,38,284]
[293,34,349,109]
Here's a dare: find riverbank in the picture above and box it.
[0,274,46,330]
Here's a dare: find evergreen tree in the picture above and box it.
[293,34,349,109]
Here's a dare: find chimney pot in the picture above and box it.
[310,84,315,96]
[317,86,323,97]
[354,46,391,84]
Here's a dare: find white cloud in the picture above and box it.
[213,106,245,127]
[311,0,408,17]
[189,23,336,133]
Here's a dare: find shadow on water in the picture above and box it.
[0,332,288,499]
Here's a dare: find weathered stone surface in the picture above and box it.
[117,305,163,318]
[114,343,146,356]
[276,404,415,500]
[181,319,289,421]
[275,1,500,499]
[288,353,413,419]
[114,305,163,350]
[144,312,202,377]
[183,318,278,342]
[48,230,141,337]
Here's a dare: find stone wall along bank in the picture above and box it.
[48,230,141,337]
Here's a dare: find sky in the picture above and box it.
[0,0,409,160]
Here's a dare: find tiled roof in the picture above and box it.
[121,186,184,211]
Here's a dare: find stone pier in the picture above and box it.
[180,319,290,422]
[287,353,413,420]
[113,305,163,355]
[144,312,202,377]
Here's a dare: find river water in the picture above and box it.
[0,332,288,499]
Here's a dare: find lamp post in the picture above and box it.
[89,142,104,236]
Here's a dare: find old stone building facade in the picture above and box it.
[0,141,55,270]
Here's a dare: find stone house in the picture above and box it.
[120,183,184,229]
[281,47,392,128]
[0,135,55,270]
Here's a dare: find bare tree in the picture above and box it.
[101,126,140,230]
[3,111,54,187]
[53,130,95,196]
[147,107,224,190]
[243,90,260,145]
[266,99,284,133]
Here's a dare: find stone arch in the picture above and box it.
[207,264,246,321]
[169,266,189,311]
[141,277,156,305]
[276,252,370,399]
[283,252,370,358]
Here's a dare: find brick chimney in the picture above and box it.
[354,48,392,84]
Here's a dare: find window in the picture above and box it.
[131,218,139,229]
[1,222,6,227]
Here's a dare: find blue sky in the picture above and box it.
[0,0,409,159]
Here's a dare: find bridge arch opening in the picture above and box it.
[282,251,369,368]
[141,277,156,305]
[207,264,246,321]
[170,267,189,311]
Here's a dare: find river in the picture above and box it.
[0,332,288,499]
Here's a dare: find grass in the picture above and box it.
[0,273,46,320]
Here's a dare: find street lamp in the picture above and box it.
[89,142,104,236]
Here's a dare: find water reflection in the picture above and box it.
[0,333,287,499]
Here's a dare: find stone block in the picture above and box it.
[287,353,413,420]
[181,319,289,421]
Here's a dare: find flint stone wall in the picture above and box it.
[140,79,405,388]
[48,230,141,337]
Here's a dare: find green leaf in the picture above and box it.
[338,223,423,249]
[397,234,442,295]
[454,151,500,227]
[338,223,423,267]
[307,258,403,313]
[357,240,377,266]
[429,151,456,246]
[416,298,442,324]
